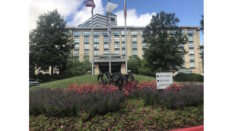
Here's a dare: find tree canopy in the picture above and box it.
[143,11,187,72]
[29,10,73,75]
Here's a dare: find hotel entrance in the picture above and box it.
[99,63,121,73]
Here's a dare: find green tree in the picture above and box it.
[138,59,153,76]
[143,11,187,72]
[128,56,141,74]
[29,10,73,75]
[200,15,204,31]
[64,58,91,77]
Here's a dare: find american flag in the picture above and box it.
[85,0,95,9]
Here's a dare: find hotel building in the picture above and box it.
[36,13,203,75]
[67,13,203,75]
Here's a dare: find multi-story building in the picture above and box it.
[36,13,203,75]
[68,13,203,75]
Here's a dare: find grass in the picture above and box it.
[30,99,203,130]
[30,74,155,90]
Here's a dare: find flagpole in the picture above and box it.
[108,11,111,74]
[91,8,94,75]
[124,0,128,74]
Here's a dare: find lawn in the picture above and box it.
[30,74,155,90]
[30,99,203,131]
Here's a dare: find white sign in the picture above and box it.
[156,72,173,89]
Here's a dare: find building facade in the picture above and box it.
[67,14,203,75]
[36,13,203,75]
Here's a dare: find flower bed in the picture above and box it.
[30,81,203,117]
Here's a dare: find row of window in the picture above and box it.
[73,31,142,37]
[73,48,137,56]
[74,37,141,43]
[74,42,139,50]
[73,29,194,37]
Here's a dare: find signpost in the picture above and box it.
[156,72,173,89]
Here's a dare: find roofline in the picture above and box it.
[66,26,200,30]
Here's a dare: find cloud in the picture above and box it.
[29,0,83,31]
[67,0,104,27]
[29,0,156,31]
[115,9,156,26]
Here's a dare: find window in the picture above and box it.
[94,50,99,55]
[189,49,194,54]
[114,37,120,42]
[113,31,120,36]
[83,31,90,37]
[73,31,80,36]
[131,31,138,36]
[103,32,108,37]
[122,50,126,55]
[104,37,109,43]
[190,55,195,61]
[74,44,79,49]
[104,44,109,49]
[84,43,89,49]
[187,30,194,35]
[190,62,195,68]
[132,37,137,42]
[94,44,99,50]
[84,37,89,42]
[188,36,193,41]
[142,43,147,48]
[132,49,137,55]
[115,43,120,49]
[115,49,120,54]
[84,49,89,55]
[121,37,125,42]
[104,50,109,54]
[121,31,125,36]
[94,32,99,37]
[74,49,79,56]
[189,42,194,48]
[111,17,115,22]
[132,43,137,49]
[122,43,126,49]
[74,37,80,42]
[94,38,99,43]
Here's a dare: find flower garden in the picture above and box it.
[30,79,203,130]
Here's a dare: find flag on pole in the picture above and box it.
[85,0,96,9]
[124,0,127,20]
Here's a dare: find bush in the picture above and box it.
[30,88,124,117]
[140,84,203,109]
[174,73,204,82]
[64,59,91,77]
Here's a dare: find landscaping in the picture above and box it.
[30,78,203,130]
[30,74,155,90]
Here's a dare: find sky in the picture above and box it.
[29,0,203,42]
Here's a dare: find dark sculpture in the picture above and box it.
[97,71,135,91]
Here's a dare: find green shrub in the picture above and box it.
[128,85,203,109]
[174,73,204,82]
[30,88,124,117]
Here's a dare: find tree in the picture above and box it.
[29,10,73,76]
[200,15,204,32]
[143,11,187,72]
[138,59,153,76]
[64,58,91,77]
[128,56,141,74]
